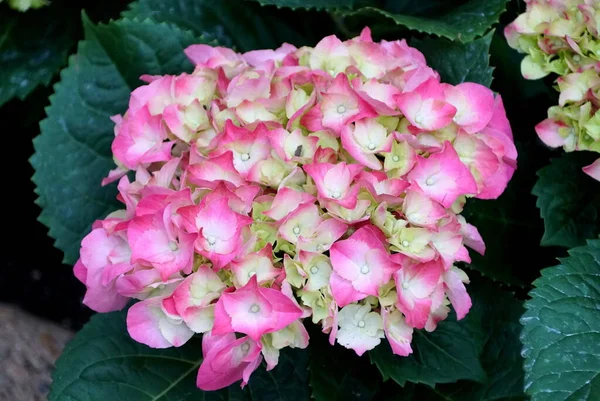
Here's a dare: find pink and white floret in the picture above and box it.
[74,28,517,391]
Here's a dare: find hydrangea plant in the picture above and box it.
[17,0,600,400]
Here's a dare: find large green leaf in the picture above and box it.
[521,239,600,401]
[369,308,487,387]
[341,0,509,42]
[372,279,526,400]
[50,310,218,401]
[533,152,600,249]
[0,5,76,106]
[30,17,200,265]
[123,0,320,51]
[429,282,526,401]
[411,30,494,87]
[51,309,310,401]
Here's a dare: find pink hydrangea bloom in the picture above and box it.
[196,332,262,391]
[75,26,516,391]
[329,225,397,306]
[213,276,303,341]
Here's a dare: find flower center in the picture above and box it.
[392,155,400,162]
[168,241,178,251]
[402,240,410,247]
[402,282,410,290]
[425,177,435,186]
[357,320,366,328]
[360,265,370,274]
[206,236,216,246]
[367,143,376,151]
[337,105,346,114]
[241,153,251,161]
[316,244,324,251]
[310,266,319,274]
[293,226,301,235]
[241,343,250,353]
[247,270,256,279]
[331,191,341,199]
[250,304,260,313]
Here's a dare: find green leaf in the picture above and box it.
[373,279,526,400]
[379,0,459,16]
[30,17,200,265]
[50,310,245,401]
[521,239,600,401]
[410,30,494,87]
[432,282,526,401]
[51,310,310,401]
[82,15,196,90]
[341,0,509,42]
[249,0,367,10]
[0,5,76,106]
[533,152,600,249]
[369,308,487,387]
[123,0,320,51]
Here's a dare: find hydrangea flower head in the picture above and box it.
[505,0,600,180]
[75,27,516,391]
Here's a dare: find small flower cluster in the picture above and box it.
[505,0,600,180]
[1,0,47,11]
[75,28,516,391]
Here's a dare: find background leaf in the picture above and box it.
[123,0,327,51]
[82,15,196,90]
[341,0,509,42]
[0,3,77,106]
[248,0,368,10]
[50,309,310,401]
[371,278,526,400]
[411,30,494,87]
[369,307,487,387]
[49,310,214,401]
[30,17,200,265]
[533,152,600,249]
[521,239,600,401]
[426,281,526,401]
